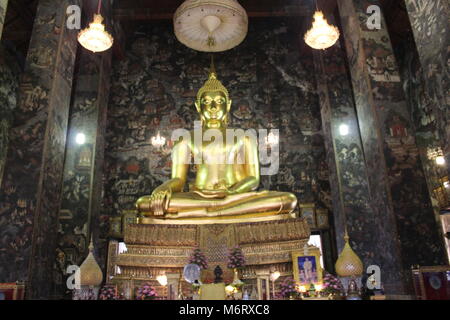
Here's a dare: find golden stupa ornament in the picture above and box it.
[78,0,113,53]
[173,0,248,52]
[304,11,340,50]
[335,230,364,277]
[79,239,103,287]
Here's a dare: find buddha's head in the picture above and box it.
[195,65,231,129]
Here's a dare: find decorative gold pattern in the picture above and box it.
[243,240,309,265]
[110,218,310,289]
[236,218,310,244]
[125,223,198,246]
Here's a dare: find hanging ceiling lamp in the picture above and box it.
[173,0,248,52]
[78,0,114,53]
[304,1,340,50]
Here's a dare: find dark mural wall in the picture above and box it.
[103,19,332,223]
[404,0,450,176]
[0,45,20,185]
[0,0,80,298]
[395,34,446,224]
[336,0,447,292]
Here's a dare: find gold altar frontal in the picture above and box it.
[107,212,311,299]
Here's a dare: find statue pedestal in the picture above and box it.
[108,215,310,299]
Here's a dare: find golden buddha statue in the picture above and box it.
[136,63,297,223]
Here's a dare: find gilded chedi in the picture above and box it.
[79,240,103,286]
[335,231,363,277]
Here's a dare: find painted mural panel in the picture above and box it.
[54,47,112,298]
[338,0,447,293]
[314,41,384,276]
[405,0,450,176]
[0,0,80,299]
[0,46,20,185]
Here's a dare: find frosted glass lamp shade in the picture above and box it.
[174,0,248,52]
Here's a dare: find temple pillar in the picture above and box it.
[404,0,450,176]
[336,0,447,293]
[313,35,405,293]
[0,0,7,40]
[0,0,11,186]
[0,0,80,299]
[53,1,112,298]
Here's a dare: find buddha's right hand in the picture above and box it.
[150,187,172,216]
[192,189,228,199]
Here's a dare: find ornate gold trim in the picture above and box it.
[139,212,296,225]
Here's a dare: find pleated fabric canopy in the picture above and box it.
[174,0,248,52]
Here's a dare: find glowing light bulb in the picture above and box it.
[339,124,349,136]
[75,133,86,145]
[436,156,446,165]
[270,271,281,282]
[78,14,113,53]
[157,275,168,286]
[304,11,340,50]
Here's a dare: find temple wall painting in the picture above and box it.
[0,0,80,299]
[404,0,450,176]
[103,20,332,225]
[0,45,20,185]
[314,41,380,276]
[53,49,112,299]
[337,0,447,293]
[394,32,448,233]
[53,1,113,299]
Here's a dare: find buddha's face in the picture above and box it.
[196,91,231,129]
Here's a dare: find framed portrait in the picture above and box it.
[0,283,25,300]
[411,266,450,300]
[292,247,323,289]
[300,203,316,229]
[316,208,329,229]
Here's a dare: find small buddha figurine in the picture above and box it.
[136,61,297,221]
[214,265,223,283]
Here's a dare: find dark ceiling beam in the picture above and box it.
[8,0,35,29]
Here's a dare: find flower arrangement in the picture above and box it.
[322,272,344,295]
[278,278,299,299]
[189,248,208,270]
[227,246,246,269]
[99,285,118,300]
[135,283,159,300]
